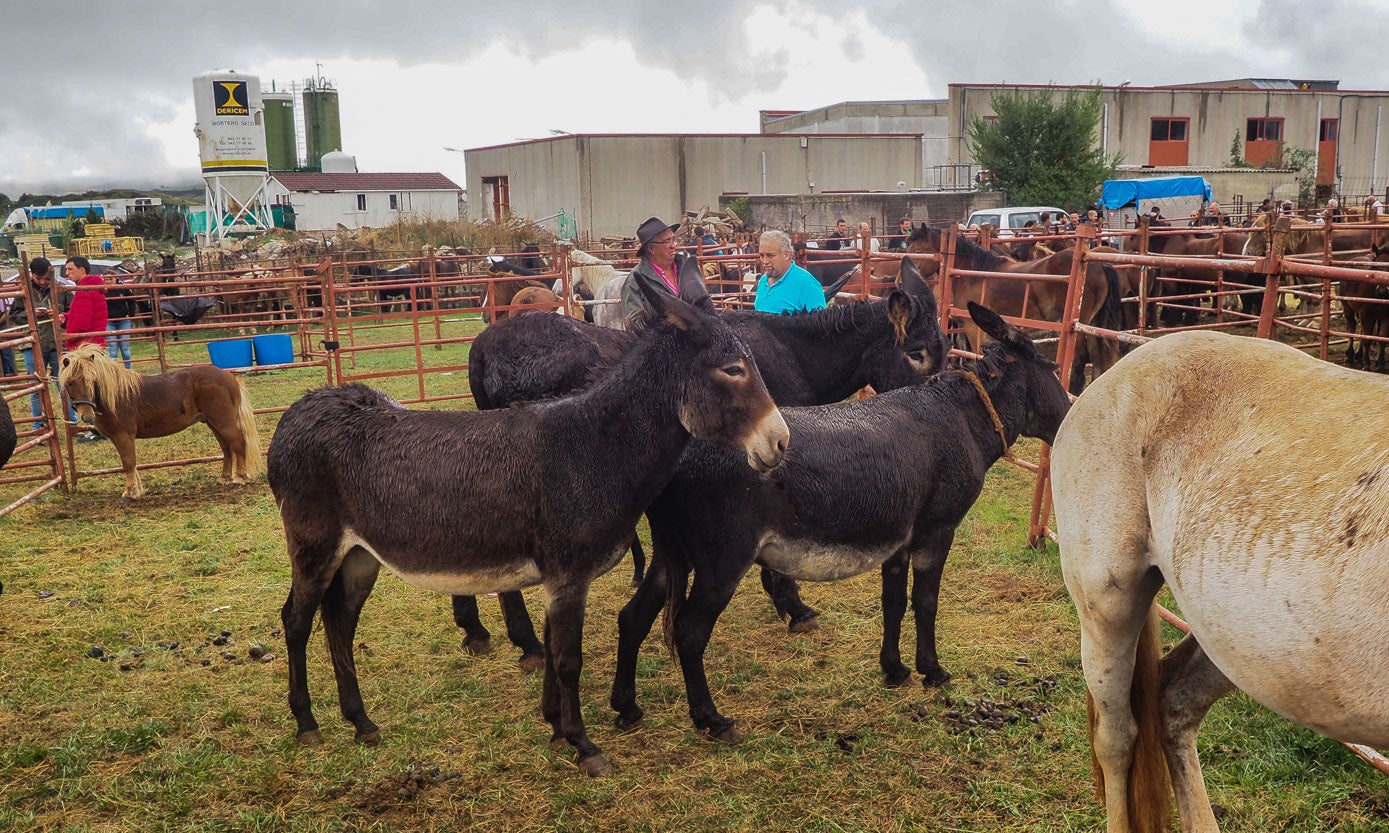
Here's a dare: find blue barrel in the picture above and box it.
[252,333,294,366]
[206,338,254,369]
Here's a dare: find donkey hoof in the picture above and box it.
[921,669,952,689]
[707,724,745,745]
[549,734,569,752]
[462,637,494,656]
[517,653,545,674]
[296,729,323,747]
[355,728,381,746]
[578,753,612,778]
[883,668,912,688]
[614,712,645,733]
[788,614,820,634]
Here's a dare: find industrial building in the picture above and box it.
[464,78,1389,240]
[268,154,462,231]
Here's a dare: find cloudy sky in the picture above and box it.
[5,0,1387,198]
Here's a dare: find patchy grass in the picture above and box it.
[2,326,1388,832]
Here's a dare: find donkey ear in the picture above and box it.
[898,256,937,315]
[677,256,711,305]
[967,301,1027,348]
[634,270,702,331]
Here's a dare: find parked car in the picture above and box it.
[965,206,1068,238]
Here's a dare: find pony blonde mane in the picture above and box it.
[59,343,143,410]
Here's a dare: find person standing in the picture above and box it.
[886,216,914,252]
[620,216,691,329]
[7,257,73,431]
[62,256,108,351]
[853,222,881,253]
[106,272,138,368]
[824,218,849,251]
[754,229,827,315]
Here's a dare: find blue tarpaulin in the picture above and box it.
[1099,176,1212,210]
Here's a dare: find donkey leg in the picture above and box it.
[910,528,956,688]
[541,586,610,776]
[321,548,383,744]
[450,595,494,655]
[675,568,747,743]
[281,537,340,746]
[497,591,545,672]
[760,567,818,633]
[878,551,912,687]
[628,534,646,587]
[610,556,671,731]
[1160,635,1236,833]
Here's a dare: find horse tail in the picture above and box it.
[1087,604,1171,833]
[1097,264,1125,332]
[235,379,265,477]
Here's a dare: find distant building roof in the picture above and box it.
[1168,78,1340,91]
[272,172,462,192]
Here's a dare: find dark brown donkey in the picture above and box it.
[268,274,789,777]
[455,256,951,669]
[609,303,1071,745]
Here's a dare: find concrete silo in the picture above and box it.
[263,90,298,172]
[193,70,272,239]
[303,77,342,172]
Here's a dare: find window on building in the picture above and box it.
[1149,117,1190,166]
[1245,118,1285,167]
[482,175,511,220]
[356,194,367,211]
[390,194,400,210]
[1320,119,1338,142]
[1318,118,1339,186]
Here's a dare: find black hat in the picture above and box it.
[636,216,680,247]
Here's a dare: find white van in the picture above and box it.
[965,206,1068,237]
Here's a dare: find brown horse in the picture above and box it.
[1341,243,1389,369]
[1243,213,1377,317]
[1144,227,1251,324]
[906,225,1123,392]
[58,344,263,499]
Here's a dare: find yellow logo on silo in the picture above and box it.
[214,81,249,115]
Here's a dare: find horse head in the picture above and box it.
[58,344,141,427]
[633,260,788,473]
[904,225,945,277]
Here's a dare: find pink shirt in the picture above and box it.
[649,262,678,294]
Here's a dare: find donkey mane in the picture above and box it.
[59,344,144,411]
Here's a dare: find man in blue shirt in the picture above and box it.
[754,230,827,315]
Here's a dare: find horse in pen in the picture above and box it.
[1052,330,1389,833]
[57,344,263,500]
[268,275,789,777]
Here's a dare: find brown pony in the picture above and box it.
[1144,227,1251,324]
[506,286,570,318]
[58,344,263,499]
[906,224,1123,392]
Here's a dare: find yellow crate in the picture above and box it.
[84,224,116,238]
[16,234,63,261]
[69,236,143,257]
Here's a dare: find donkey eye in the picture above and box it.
[907,350,926,363]
[720,363,746,379]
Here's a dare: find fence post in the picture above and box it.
[554,242,572,317]
[1256,217,1291,340]
[939,223,959,337]
[1136,215,1151,334]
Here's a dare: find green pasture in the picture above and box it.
[1,316,1386,832]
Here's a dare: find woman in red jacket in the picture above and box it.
[63,256,108,351]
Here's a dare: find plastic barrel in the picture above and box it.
[252,333,294,366]
[206,338,254,369]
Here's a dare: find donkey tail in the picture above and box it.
[659,549,690,657]
[1087,604,1172,833]
[235,379,265,477]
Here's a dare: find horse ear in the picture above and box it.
[967,301,1027,348]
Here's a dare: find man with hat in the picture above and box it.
[621,216,691,329]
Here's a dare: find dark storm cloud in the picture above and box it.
[6,1,1389,195]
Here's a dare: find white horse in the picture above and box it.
[1052,330,1389,833]
[566,246,628,330]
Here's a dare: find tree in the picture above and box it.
[968,87,1120,211]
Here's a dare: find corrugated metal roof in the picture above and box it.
[272,172,462,192]
[1250,79,1299,90]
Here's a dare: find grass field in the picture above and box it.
[1,315,1387,832]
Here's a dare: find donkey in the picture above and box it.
[608,303,1071,744]
[457,256,950,669]
[269,276,788,777]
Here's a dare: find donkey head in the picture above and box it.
[636,261,789,472]
[861,256,951,393]
[967,301,1071,446]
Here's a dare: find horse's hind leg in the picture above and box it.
[628,534,646,587]
[321,548,383,744]
[1160,634,1235,833]
[451,595,493,655]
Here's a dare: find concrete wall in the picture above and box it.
[466,134,923,239]
[948,84,1389,199]
[267,183,460,231]
[727,191,1005,238]
[762,100,952,171]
